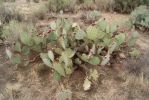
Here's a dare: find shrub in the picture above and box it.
[45,0,149,12]
[95,0,114,11]
[0,4,23,23]
[113,0,149,13]
[47,0,76,12]
[83,0,94,9]
[87,10,101,20]
[0,22,3,40]
[81,10,101,23]
[2,20,35,44]
[130,5,149,30]
[76,0,100,10]
[32,4,49,20]
[47,0,67,12]
[33,0,40,3]
[3,0,16,2]
[26,0,30,3]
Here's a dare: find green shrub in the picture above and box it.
[2,20,35,44]
[0,23,3,40]
[45,0,149,12]
[95,0,114,11]
[83,0,94,8]
[33,0,40,3]
[26,0,30,3]
[87,0,149,12]
[32,4,49,20]
[47,0,76,12]
[0,4,23,23]
[130,5,149,30]
[113,0,149,13]
[77,0,97,10]
[81,10,101,23]
[87,10,101,20]
[3,0,16,2]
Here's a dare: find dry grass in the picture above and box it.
[1,60,147,100]
[1,52,149,100]
[0,3,23,23]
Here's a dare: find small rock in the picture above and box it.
[83,78,91,91]
[119,53,126,59]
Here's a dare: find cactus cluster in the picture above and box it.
[7,18,138,84]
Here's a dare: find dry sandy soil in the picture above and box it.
[0,1,149,100]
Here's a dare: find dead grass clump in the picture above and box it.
[122,73,149,99]
[120,56,149,99]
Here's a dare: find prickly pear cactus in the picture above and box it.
[7,18,138,84]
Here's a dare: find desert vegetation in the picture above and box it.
[0,0,149,100]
